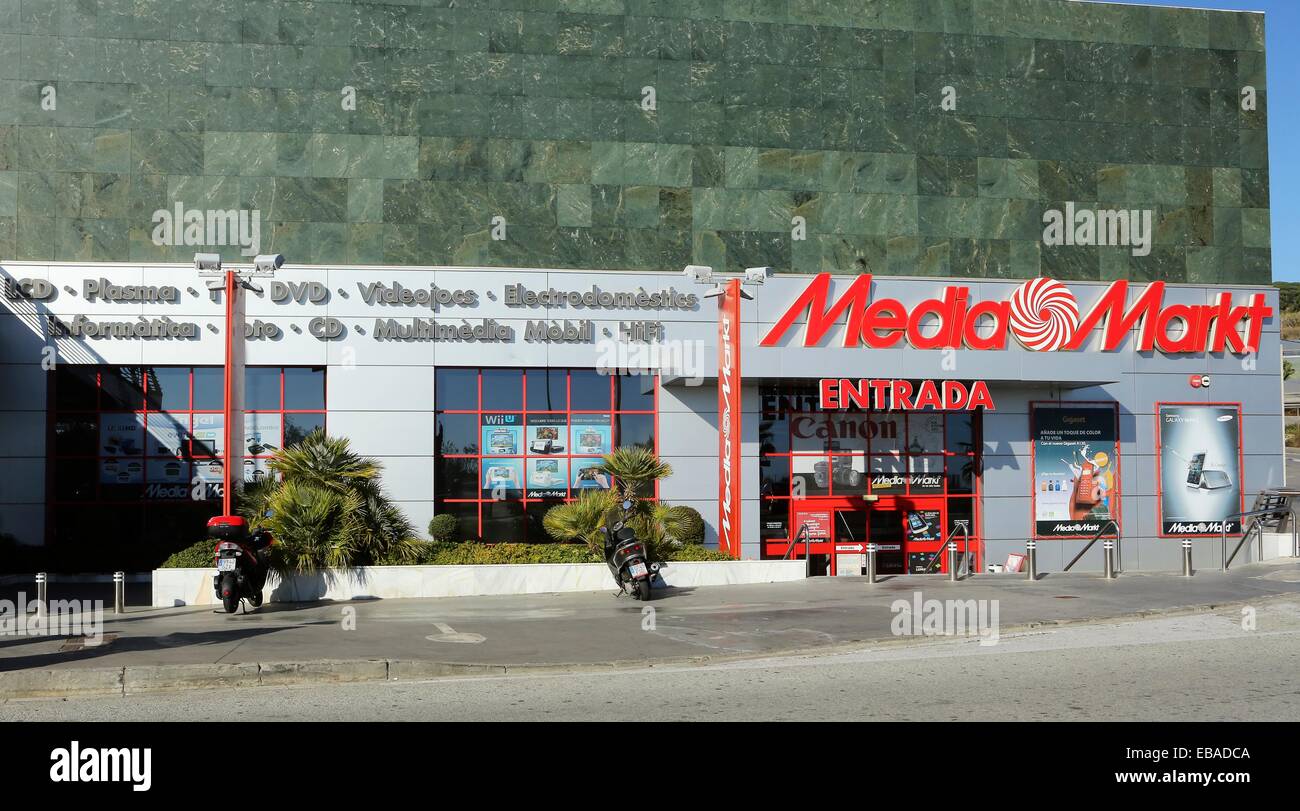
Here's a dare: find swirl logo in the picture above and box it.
[1008,277,1079,351]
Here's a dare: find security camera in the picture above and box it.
[683,265,713,285]
[194,253,222,275]
[253,254,284,275]
[744,266,771,285]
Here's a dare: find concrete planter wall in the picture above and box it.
[152,560,807,607]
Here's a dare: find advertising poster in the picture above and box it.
[1158,404,1243,536]
[526,415,568,455]
[146,413,190,458]
[481,414,523,456]
[570,415,611,456]
[526,458,569,498]
[192,414,224,457]
[481,458,523,495]
[244,413,282,457]
[146,458,189,485]
[100,414,145,484]
[1032,406,1120,538]
[571,458,611,490]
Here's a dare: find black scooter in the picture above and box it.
[599,499,662,601]
[209,515,274,613]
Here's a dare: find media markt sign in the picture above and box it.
[760,274,1272,355]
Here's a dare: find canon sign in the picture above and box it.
[759,274,1272,355]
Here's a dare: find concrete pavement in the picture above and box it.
[6,600,1299,721]
[2,559,1300,699]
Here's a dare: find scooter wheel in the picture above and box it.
[635,580,651,601]
[249,590,264,608]
[220,574,239,613]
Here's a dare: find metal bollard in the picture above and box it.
[866,543,877,584]
[113,571,125,614]
[34,572,48,616]
[1026,541,1037,581]
[1103,540,1116,579]
[1182,540,1194,577]
[947,541,958,582]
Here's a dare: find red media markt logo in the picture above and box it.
[1007,277,1080,352]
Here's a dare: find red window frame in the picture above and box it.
[435,368,660,541]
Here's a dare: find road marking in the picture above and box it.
[425,622,486,644]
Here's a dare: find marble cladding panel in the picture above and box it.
[0,0,1269,281]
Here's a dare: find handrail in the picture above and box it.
[1221,504,1296,570]
[923,521,972,576]
[784,523,814,577]
[783,523,808,561]
[1063,519,1120,572]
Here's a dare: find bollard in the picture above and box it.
[947,541,958,582]
[1026,541,1037,581]
[1103,540,1116,579]
[113,571,125,614]
[1182,540,1194,577]
[35,572,47,616]
[866,543,877,584]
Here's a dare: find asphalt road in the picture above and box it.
[6,600,1298,721]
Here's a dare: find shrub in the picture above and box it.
[427,513,459,543]
[666,545,733,562]
[160,540,217,569]
[667,505,705,544]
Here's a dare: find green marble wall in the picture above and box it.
[0,0,1271,282]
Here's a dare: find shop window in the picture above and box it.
[482,368,523,411]
[615,413,655,451]
[145,367,191,411]
[101,367,144,411]
[434,368,658,542]
[760,455,790,497]
[246,367,281,410]
[436,368,478,410]
[54,416,97,456]
[433,499,480,542]
[615,374,655,411]
[436,413,480,455]
[55,366,98,410]
[284,367,326,410]
[527,369,567,411]
[760,498,790,540]
[48,367,325,550]
[193,367,223,410]
[570,370,610,410]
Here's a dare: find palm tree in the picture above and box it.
[241,430,418,571]
[595,447,673,503]
[542,490,616,553]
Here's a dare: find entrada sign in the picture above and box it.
[819,378,996,411]
[761,274,1272,355]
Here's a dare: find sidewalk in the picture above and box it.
[3,560,1299,699]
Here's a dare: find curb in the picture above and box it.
[3,594,1293,700]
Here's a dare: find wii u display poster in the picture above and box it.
[1158,404,1243,536]
[1032,406,1119,538]
[570,415,611,456]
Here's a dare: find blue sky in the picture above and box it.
[1087,1,1296,281]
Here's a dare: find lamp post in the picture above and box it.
[684,265,769,559]
[196,253,282,516]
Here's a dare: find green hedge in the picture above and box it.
[159,540,733,567]
[160,540,217,569]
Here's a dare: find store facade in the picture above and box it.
[0,262,1281,572]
